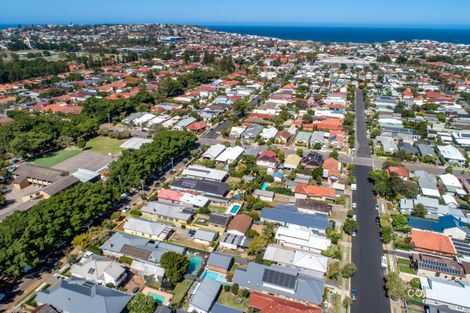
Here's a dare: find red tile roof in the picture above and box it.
[295,183,336,198]
[387,166,409,178]
[411,230,455,256]
[249,292,321,313]
[322,158,340,178]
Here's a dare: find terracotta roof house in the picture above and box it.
[295,183,336,201]
[227,214,253,236]
[411,230,455,257]
[387,166,409,178]
[249,292,321,313]
[257,151,279,171]
[322,158,341,181]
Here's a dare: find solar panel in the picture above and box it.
[262,269,297,289]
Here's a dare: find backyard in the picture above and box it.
[397,258,415,275]
[33,148,82,167]
[216,290,249,311]
[171,279,193,307]
[85,136,124,155]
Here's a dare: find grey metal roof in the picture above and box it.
[208,213,232,227]
[141,201,193,222]
[210,304,243,313]
[41,175,80,196]
[189,278,221,312]
[232,262,324,305]
[194,229,218,242]
[241,123,264,138]
[36,277,131,313]
[207,252,233,270]
[260,205,329,231]
[417,143,437,158]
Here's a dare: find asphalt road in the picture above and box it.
[351,89,391,313]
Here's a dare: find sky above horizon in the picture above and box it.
[2,0,470,28]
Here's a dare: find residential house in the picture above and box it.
[188,279,221,313]
[215,146,245,164]
[415,170,441,198]
[219,233,251,250]
[284,154,301,170]
[193,229,218,246]
[263,245,328,278]
[294,199,332,216]
[183,165,228,182]
[254,189,275,202]
[387,166,409,179]
[248,292,321,313]
[411,230,456,257]
[322,158,341,182]
[36,278,131,313]
[208,213,232,230]
[261,206,329,234]
[207,252,234,274]
[420,277,470,312]
[295,131,311,147]
[439,174,466,195]
[301,152,323,168]
[294,184,336,201]
[241,124,264,142]
[408,215,470,240]
[123,217,172,241]
[141,201,193,225]
[411,254,465,281]
[275,225,331,252]
[203,144,226,160]
[70,253,126,287]
[227,214,253,236]
[438,145,466,166]
[170,178,229,202]
[232,262,325,306]
[256,151,279,173]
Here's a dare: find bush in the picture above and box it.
[119,255,133,265]
[87,245,103,255]
[231,283,239,295]
[341,263,357,278]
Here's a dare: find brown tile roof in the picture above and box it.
[249,292,321,313]
[227,214,253,235]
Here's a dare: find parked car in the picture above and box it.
[351,184,357,191]
[352,202,357,209]
[351,289,357,301]
[381,256,387,268]
[375,216,380,225]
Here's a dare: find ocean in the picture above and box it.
[206,25,470,44]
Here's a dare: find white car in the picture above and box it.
[381,256,387,268]
[352,203,357,209]
[351,184,357,191]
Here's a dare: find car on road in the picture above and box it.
[351,289,357,301]
[352,202,357,209]
[352,214,357,221]
[351,184,357,191]
[352,231,357,237]
[381,256,387,268]
[375,216,380,225]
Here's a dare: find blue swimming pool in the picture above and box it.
[148,292,165,304]
[200,269,232,285]
[261,183,270,190]
[188,256,203,274]
[229,204,241,215]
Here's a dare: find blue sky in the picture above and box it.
[2,0,470,28]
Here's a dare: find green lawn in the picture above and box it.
[86,136,124,155]
[33,148,82,167]
[217,290,249,311]
[171,279,193,306]
[209,204,228,213]
[398,258,416,274]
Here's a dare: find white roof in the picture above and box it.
[275,226,331,251]
[133,113,156,126]
[180,193,210,208]
[123,217,170,238]
[203,144,226,160]
[147,115,170,126]
[438,145,466,161]
[260,127,278,140]
[130,259,164,277]
[215,146,244,163]
[120,137,152,150]
[420,277,470,309]
[182,165,227,181]
[293,250,328,273]
[439,173,463,188]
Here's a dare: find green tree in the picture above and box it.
[127,293,157,313]
[327,260,341,280]
[413,203,427,218]
[160,251,189,284]
[385,272,407,301]
[329,149,339,160]
[341,263,357,278]
[343,219,358,235]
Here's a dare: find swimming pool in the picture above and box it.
[188,256,203,274]
[148,292,166,304]
[200,269,232,285]
[229,203,241,215]
[261,183,271,190]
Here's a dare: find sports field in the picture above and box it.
[33,148,82,167]
[85,136,124,155]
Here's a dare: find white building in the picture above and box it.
[420,277,470,312]
[70,253,127,287]
[275,225,331,253]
